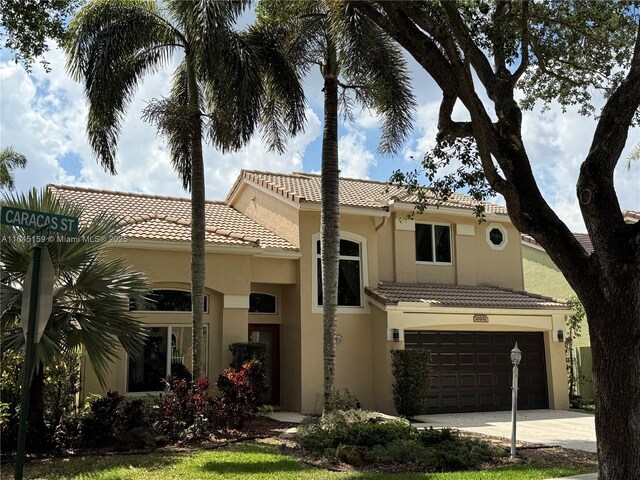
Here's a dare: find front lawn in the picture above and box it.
[1,443,593,480]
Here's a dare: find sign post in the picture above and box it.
[1,206,78,480]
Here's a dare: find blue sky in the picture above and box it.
[0,9,638,232]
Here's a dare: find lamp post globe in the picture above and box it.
[511,342,522,366]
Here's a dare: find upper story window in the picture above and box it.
[130,289,208,312]
[313,233,367,308]
[486,223,508,250]
[415,223,452,264]
[249,293,277,314]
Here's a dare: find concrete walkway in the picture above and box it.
[543,474,597,480]
[413,409,597,452]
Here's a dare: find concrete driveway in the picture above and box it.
[413,409,596,452]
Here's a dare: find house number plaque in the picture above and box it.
[473,314,489,323]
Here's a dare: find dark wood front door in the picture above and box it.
[405,331,548,414]
[249,324,280,405]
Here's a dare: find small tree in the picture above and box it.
[566,296,585,403]
[391,349,432,417]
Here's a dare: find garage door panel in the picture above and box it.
[477,373,494,386]
[477,353,493,365]
[405,330,548,413]
[459,374,476,387]
[459,353,475,365]
[441,375,458,388]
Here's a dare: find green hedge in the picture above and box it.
[391,349,432,417]
[229,342,268,369]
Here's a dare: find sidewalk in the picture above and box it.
[544,474,597,480]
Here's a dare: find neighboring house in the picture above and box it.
[521,233,594,401]
[522,210,639,402]
[51,170,573,415]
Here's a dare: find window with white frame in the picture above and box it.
[415,223,452,263]
[485,223,508,250]
[314,234,366,308]
[127,325,208,393]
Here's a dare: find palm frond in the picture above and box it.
[0,146,28,190]
[244,23,307,153]
[329,1,416,155]
[142,61,194,190]
[65,0,183,173]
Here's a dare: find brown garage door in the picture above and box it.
[404,331,549,414]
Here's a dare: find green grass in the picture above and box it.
[2,444,590,480]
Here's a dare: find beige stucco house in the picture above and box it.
[51,170,574,415]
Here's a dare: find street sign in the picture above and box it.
[21,246,55,343]
[1,206,79,235]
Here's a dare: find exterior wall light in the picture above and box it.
[557,330,564,342]
[392,328,400,342]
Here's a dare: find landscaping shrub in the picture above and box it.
[323,388,360,412]
[299,410,502,472]
[81,391,126,447]
[299,409,414,452]
[391,349,432,417]
[0,349,82,452]
[229,342,267,369]
[216,359,268,427]
[155,377,216,442]
[170,362,192,382]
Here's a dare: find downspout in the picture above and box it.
[375,216,387,232]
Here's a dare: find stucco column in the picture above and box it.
[221,295,250,368]
[545,313,570,409]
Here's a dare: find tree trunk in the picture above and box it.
[186,52,205,380]
[582,286,640,479]
[321,43,340,412]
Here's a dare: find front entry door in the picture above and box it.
[248,324,280,405]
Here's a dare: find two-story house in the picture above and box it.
[51,170,572,415]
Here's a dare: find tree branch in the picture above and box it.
[350,1,460,98]
[512,0,529,82]
[576,19,640,267]
[436,94,473,140]
[440,1,496,91]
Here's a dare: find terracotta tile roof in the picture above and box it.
[229,170,508,215]
[365,281,568,309]
[623,210,639,223]
[48,185,297,250]
[521,233,594,254]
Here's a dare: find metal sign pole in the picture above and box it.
[14,245,42,480]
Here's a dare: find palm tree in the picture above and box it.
[65,0,305,378]
[0,147,27,190]
[1,187,150,450]
[257,0,415,410]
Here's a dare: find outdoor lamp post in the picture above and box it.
[510,342,522,458]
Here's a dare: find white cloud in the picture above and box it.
[2,43,321,201]
[338,127,376,179]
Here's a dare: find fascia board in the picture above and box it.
[390,202,508,222]
[113,239,266,256]
[231,178,301,209]
[299,202,390,218]
[382,304,572,316]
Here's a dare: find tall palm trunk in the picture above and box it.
[321,43,340,411]
[186,51,205,379]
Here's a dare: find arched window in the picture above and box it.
[129,289,208,312]
[249,293,277,314]
[313,232,367,308]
